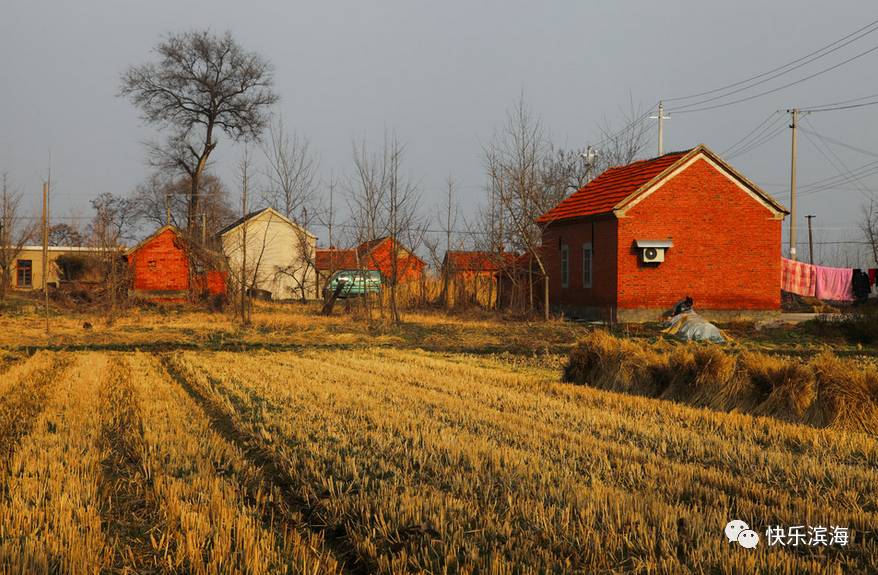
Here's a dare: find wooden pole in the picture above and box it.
[42,181,49,334]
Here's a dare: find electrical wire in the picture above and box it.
[726,123,788,160]
[721,110,781,156]
[664,17,878,103]
[672,42,878,114]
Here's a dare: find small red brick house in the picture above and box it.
[441,250,516,307]
[315,237,426,293]
[126,225,226,302]
[536,145,788,321]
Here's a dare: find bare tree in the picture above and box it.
[592,99,651,172]
[0,173,36,299]
[236,150,253,325]
[484,97,559,319]
[120,30,278,234]
[860,196,878,267]
[347,139,388,245]
[440,176,459,308]
[261,117,319,224]
[87,193,136,318]
[49,223,85,247]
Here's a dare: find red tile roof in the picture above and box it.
[315,247,360,270]
[316,237,426,272]
[536,150,691,223]
[444,251,517,272]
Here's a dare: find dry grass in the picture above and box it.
[0,353,109,573]
[565,331,878,433]
[162,347,878,573]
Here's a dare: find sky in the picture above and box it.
[1,1,877,264]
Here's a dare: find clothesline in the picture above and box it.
[781,258,874,302]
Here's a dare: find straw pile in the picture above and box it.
[564,331,878,433]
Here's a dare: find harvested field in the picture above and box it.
[0,345,876,573]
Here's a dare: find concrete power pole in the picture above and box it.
[651,101,671,156]
[788,108,799,260]
[806,214,816,265]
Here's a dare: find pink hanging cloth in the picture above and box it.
[781,258,816,297]
[814,265,854,301]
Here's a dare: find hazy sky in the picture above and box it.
[2,1,877,263]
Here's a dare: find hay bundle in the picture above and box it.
[563,331,667,396]
[563,332,878,434]
[745,353,816,422]
[809,351,878,432]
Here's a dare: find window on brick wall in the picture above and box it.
[582,243,593,288]
[560,244,569,288]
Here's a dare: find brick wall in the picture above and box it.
[542,217,618,309]
[129,228,190,293]
[617,158,782,310]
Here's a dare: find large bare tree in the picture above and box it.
[120,30,278,235]
[0,173,36,299]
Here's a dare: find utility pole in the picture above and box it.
[788,108,799,260]
[582,145,598,182]
[651,101,671,156]
[806,214,816,265]
[42,181,49,334]
[165,192,171,226]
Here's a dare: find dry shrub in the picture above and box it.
[564,332,878,433]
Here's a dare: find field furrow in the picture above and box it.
[0,353,110,574]
[0,352,69,464]
[123,352,342,575]
[167,349,878,573]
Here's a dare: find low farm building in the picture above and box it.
[315,237,426,297]
[536,144,788,321]
[126,225,226,302]
[441,251,516,307]
[218,207,317,301]
[8,246,111,290]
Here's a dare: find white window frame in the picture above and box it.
[560,244,569,288]
[582,243,593,289]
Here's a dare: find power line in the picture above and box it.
[672,42,878,114]
[726,122,788,160]
[665,17,878,103]
[721,110,780,156]
[801,98,878,113]
[798,126,878,158]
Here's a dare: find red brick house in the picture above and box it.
[315,237,426,293]
[126,225,226,302]
[441,250,516,307]
[536,145,788,321]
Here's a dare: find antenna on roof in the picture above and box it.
[581,145,599,182]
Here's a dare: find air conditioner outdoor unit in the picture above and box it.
[635,239,673,264]
[642,247,665,263]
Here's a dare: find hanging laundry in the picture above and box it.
[781,258,816,297]
[814,265,854,301]
[852,269,871,301]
